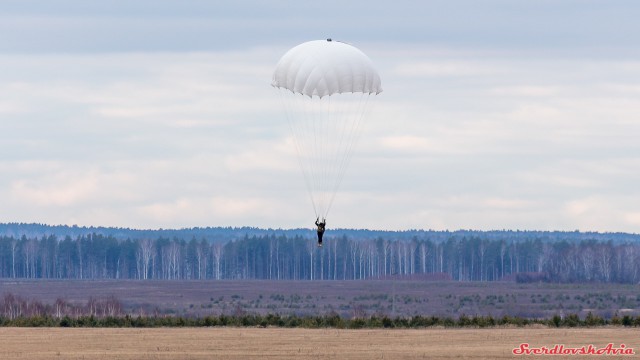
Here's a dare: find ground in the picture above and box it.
[0,327,637,359]
[1,279,638,318]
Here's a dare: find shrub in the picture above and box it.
[584,312,604,326]
[563,314,580,327]
[60,316,72,327]
[382,316,394,328]
[610,312,622,326]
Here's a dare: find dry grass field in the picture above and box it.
[0,327,637,359]
[2,280,639,318]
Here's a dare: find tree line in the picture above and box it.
[1,311,640,329]
[1,293,123,320]
[3,291,640,328]
[3,222,639,243]
[0,233,639,283]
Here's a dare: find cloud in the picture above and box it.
[0,101,26,114]
[489,85,562,97]
[560,195,640,232]
[379,135,431,152]
[1,11,640,232]
[10,171,99,207]
[393,61,505,78]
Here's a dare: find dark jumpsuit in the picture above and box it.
[315,219,326,246]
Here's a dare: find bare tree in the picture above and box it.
[350,240,358,279]
[320,243,325,280]
[409,240,417,275]
[2,293,25,319]
[332,239,338,280]
[358,242,367,279]
[87,297,98,317]
[478,239,486,281]
[382,239,390,277]
[596,244,613,282]
[54,298,66,318]
[499,240,507,279]
[401,241,408,275]
[137,238,153,280]
[420,242,430,274]
[580,247,595,281]
[167,241,181,280]
[23,239,38,279]
[269,237,275,280]
[307,240,315,280]
[212,243,223,280]
[195,240,207,280]
[77,238,83,280]
[622,245,640,283]
[103,295,123,317]
[368,241,377,278]
[437,242,444,273]
[10,238,17,278]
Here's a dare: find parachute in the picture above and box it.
[272,39,382,220]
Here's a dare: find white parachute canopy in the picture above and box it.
[272,39,382,220]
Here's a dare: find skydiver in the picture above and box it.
[315,217,326,247]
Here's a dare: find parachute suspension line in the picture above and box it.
[318,94,329,217]
[325,92,373,217]
[300,92,321,218]
[323,93,352,218]
[326,94,341,218]
[316,94,343,219]
[308,93,322,217]
[319,94,333,218]
[278,89,318,218]
[276,91,376,221]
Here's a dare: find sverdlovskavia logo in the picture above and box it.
[513,343,634,356]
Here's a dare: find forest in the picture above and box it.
[1,223,639,283]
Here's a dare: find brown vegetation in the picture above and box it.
[1,280,638,319]
[0,327,637,359]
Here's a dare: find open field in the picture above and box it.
[1,280,639,318]
[0,327,637,359]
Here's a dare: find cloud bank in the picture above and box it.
[1,1,640,232]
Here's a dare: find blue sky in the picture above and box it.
[1,1,640,231]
